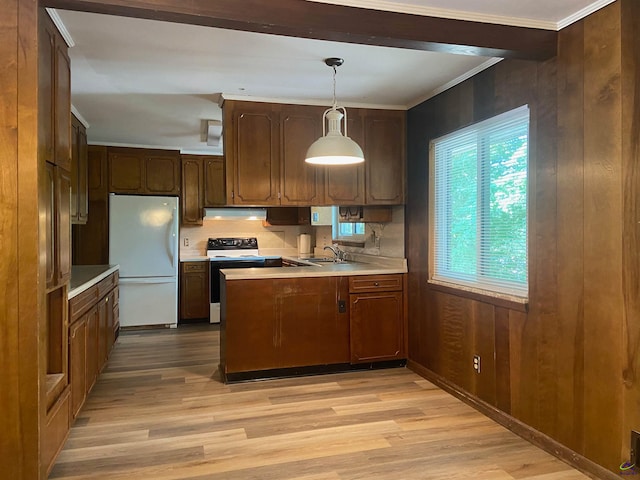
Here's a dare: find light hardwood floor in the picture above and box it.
[51,325,590,480]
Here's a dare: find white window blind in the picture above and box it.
[431,105,529,298]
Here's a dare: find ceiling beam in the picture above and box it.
[45,0,557,60]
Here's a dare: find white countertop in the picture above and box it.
[221,255,407,280]
[69,264,120,299]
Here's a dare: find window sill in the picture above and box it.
[332,239,365,248]
[427,279,528,313]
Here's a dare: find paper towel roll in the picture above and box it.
[298,234,311,255]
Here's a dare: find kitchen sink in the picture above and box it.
[300,257,336,263]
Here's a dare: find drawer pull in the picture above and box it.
[374,282,379,286]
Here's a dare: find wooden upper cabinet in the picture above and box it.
[38,12,55,165]
[56,168,72,286]
[108,150,144,193]
[203,156,225,206]
[181,156,203,226]
[38,9,71,171]
[45,163,56,289]
[325,110,365,205]
[364,110,406,205]
[280,105,324,205]
[181,155,225,225]
[145,155,180,194]
[224,101,280,205]
[71,115,88,225]
[46,163,71,290]
[222,101,405,206]
[108,147,180,195]
[55,43,72,171]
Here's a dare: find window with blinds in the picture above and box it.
[430,105,529,299]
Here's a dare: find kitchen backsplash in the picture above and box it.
[179,206,405,258]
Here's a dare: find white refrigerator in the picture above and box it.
[109,194,179,328]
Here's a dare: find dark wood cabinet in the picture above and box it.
[204,156,226,206]
[45,163,71,290]
[38,9,71,171]
[181,155,225,225]
[108,147,180,195]
[363,110,406,205]
[72,146,110,265]
[108,149,144,193]
[71,115,88,224]
[181,156,204,225]
[224,101,280,205]
[223,100,405,206]
[349,274,404,363]
[280,104,324,205]
[179,262,210,320]
[325,111,365,205]
[222,276,350,375]
[264,207,310,226]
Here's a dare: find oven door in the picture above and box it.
[209,258,266,323]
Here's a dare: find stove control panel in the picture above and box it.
[207,237,259,250]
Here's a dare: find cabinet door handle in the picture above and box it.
[106,297,109,303]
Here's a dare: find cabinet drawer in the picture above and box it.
[349,274,403,293]
[69,285,98,321]
[182,261,207,272]
[97,273,116,298]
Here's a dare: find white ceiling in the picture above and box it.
[56,0,611,155]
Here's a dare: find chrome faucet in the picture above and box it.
[324,244,345,262]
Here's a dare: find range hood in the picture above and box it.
[203,208,267,221]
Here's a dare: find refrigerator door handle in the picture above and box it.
[167,207,178,270]
[120,277,176,285]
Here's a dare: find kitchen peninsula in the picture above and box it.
[220,255,408,382]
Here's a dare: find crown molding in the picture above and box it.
[46,8,75,47]
[220,94,406,111]
[70,105,90,128]
[305,0,557,30]
[407,58,503,108]
[556,0,616,29]
[306,0,617,32]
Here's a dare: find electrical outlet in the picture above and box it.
[183,238,189,247]
[473,355,481,373]
[631,430,640,466]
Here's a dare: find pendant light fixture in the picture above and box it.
[305,58,365,166]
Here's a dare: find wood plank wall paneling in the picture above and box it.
[0,0,41,478]
[621,0,640,464]
[582,3,624,470]
[556,19,586,455]
[406,0,639,475]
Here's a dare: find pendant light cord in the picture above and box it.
[332,65,338,110]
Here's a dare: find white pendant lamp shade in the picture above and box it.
[305,58,365,166]
[305,109,364,165]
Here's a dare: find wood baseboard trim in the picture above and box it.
[407,360,618,480]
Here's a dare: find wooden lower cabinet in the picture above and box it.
[42,387,71,476]
[222,276,350,374]
[349,274,405,363]
[69,316,87,418]
[85,306,99,393]
[179,261,210,320]
[68,271,119,426]
[350,291,403,363]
